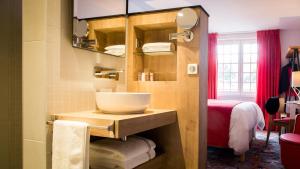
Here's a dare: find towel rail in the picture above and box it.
[46,120,114,131]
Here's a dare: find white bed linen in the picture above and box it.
[228,102,265,155]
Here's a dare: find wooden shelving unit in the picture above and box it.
[127,7,209,169]
[88,16,126,53]
[132,23,177,81]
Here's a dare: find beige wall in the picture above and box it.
[23,0,47,168]
[280,29,300,67]
[47,0,125,114]
[23,0,125,168]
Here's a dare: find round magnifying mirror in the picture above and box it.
[176,8,199,30]
[74,19,88,38]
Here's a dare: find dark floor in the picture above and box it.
[207,131,284,169]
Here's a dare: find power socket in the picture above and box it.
[187,64,198,75]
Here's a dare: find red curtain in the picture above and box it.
[256,30,281,129]
[208,33,218,99]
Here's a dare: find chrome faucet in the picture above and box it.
[94,66,123,81]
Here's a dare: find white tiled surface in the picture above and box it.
[23,140,46,169]
[23,0,126,168]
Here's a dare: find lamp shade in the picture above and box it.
[292,71,300,87]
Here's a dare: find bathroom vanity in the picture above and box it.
[50,109,176,139]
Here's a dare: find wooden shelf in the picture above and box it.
[135,153,166,169]
[51,109,177,139]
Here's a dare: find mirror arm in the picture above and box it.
[169,30,194,42]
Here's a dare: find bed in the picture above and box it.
[207,99,265,155]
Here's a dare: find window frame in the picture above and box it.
[217,33,257,101]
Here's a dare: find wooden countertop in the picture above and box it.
[51,109,177,138]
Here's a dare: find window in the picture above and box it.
[217,34,258,100]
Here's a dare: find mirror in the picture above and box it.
[176,8,198,30]
[73,0,126,57]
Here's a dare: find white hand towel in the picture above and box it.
[90,148,156,169]
[90,136,156,160]
[52,120,90,169]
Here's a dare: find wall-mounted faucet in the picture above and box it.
[94,66,123,81]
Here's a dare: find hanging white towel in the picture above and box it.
[52,120,90,169]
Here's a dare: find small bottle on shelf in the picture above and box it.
[141,72,146,81]
[150,72,154,81]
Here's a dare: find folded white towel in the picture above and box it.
[90,148,155,169]
[52,120,90,169]
[90,136,156,160]
[105,45,125,51]
[104,50,125,57]
[142,42,175,53]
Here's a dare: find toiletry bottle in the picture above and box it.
[150,72,154,81]
[138,72,142,81]
[141,72,146,81]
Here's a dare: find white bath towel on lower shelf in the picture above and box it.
[90,148,155,169]
[90,136,156,160]
[52,120,90,169]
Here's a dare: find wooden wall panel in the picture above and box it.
[127,8,208,169]
[0,0,22,168]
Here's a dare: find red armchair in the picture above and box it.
[280,115,300,169]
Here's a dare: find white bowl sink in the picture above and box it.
[96,92,151,114]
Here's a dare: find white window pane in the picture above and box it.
[232,45,239,54]
[224,45,231,54]
[224,55,231,63]
[231,54,239,63]
[251,73,256,82]
[224,64,230,72]
[218,82,223,90]
[218,54,224,63]
[243,83,251,91]
[251,55,257,62]
[218,45,224,54]
[224,82,230,90]
[251,83,257,92]
[231,73,238,82]
[224,73,231,82]
[243,54,251,63]
[231,83,238,91]
[243,73,251,82]
[243,64,251,72]
[251,64,257,72]
[243,44,251,53]
[218,73,223,82]
[231,64,238,72]
[218,64,223,72]
[251,44,257,53]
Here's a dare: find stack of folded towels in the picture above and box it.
[90,136,156,169]
[104,45,125,57]
[142,42,175,53]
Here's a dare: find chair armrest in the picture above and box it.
[294,115,300,134]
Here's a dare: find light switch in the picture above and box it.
[187,64,198,75]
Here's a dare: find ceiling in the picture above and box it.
[199,0,300,33]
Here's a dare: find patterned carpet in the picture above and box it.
[207,131,284,169]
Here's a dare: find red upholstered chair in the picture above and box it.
[280,115,300,169]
